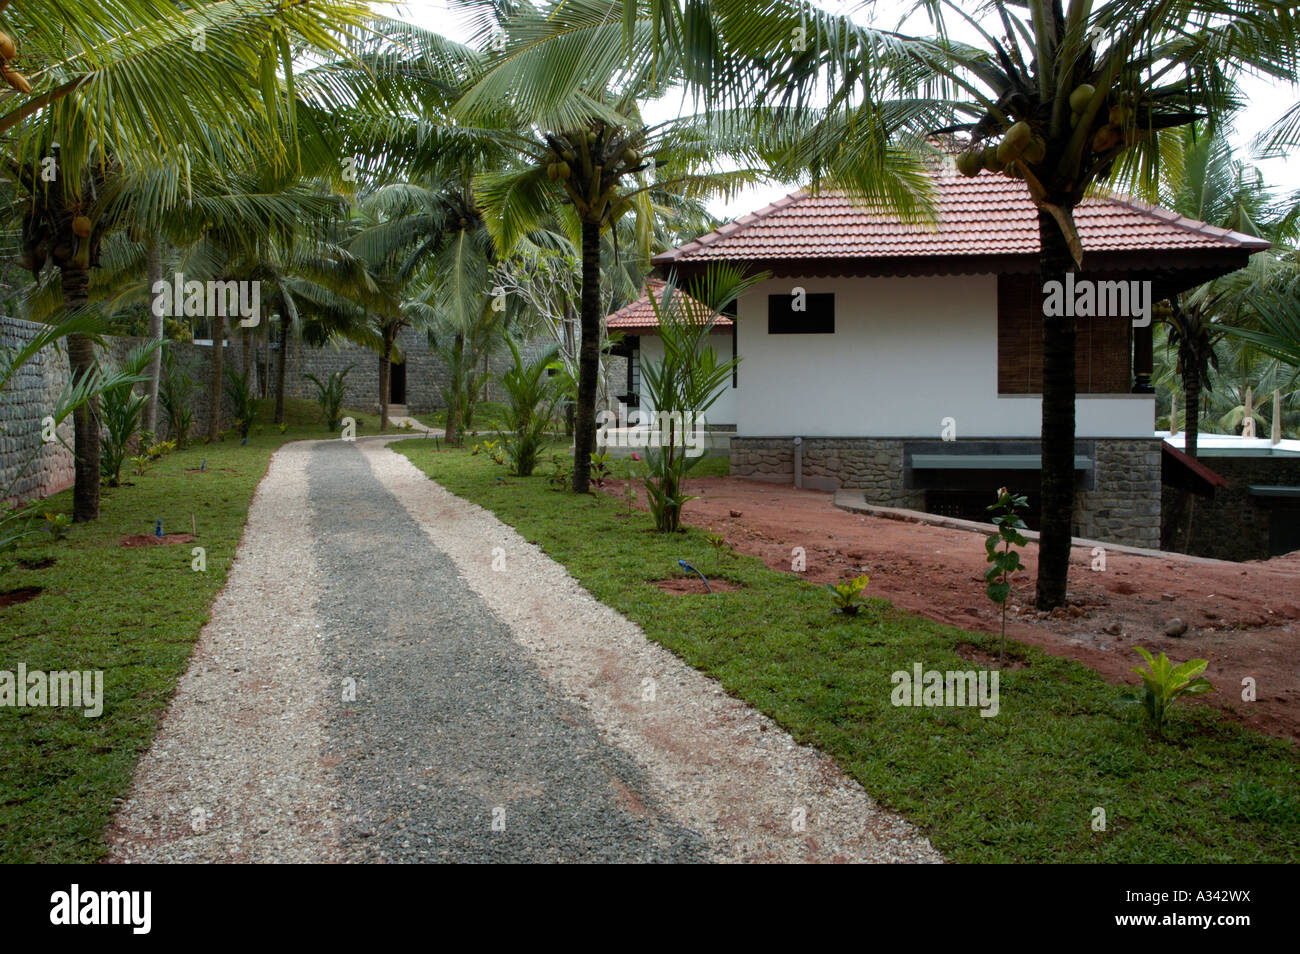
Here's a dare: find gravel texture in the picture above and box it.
[367,437,942,863]
[108,434,942,863]
[107,441,350,863]
[309,439,708,862]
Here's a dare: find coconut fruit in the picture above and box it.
[546,162,559,181]
[1069,83,1096,114]
[556,161,571,180]
[956,150,984,177]
[996,121,1032,163]
[981,145,1004,172]
[0,31,15,62]
[1108,104,1133,126]
[1021,136,1047,164]
[72,215,93,239]
[2,66,31,95]
[1092,124,1122,153]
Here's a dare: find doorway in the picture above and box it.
[389,360,407,405]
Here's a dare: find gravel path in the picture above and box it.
[108,435,941,863]
[107,442,350,863]
[310,439,707,862]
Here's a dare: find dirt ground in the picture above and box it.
[603,477,1300,743]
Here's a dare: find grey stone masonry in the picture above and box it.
[1074,439,1163,549]
[731,435,1162,549]
[1,316,76,505]
[1164,455,1300,561]
[2,316,236,506]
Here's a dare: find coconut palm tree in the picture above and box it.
[1158,128,1292,458]
[451,1,764,491]
[3,0,370,520]
[606,0,1300,607]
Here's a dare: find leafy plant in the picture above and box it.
[100,382,148,487]
[278,422,288,435]
[146,439,176,460]
[589,451,613,487]
[130,455,151,478]
[158,346,199,447]
[476,439,506,465]
[1127,648,1215,736]
[705,532,728,556]
[499,339,561,477]
[303,366,353,432]
[43,512,71,540]
[984,487,1029,662]
[826,575,870,616]
[639,266,757,531]
[546,454,570,490]
[225,368,260,441]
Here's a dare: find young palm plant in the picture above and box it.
[639,264,759,530]
[455,1,765,492]
[499,340,562,477]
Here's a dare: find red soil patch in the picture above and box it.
[605,477,1300,742]
[650,576,741,594]
[0,586,42,609]
[120,533,196,547]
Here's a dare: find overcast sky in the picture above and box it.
[397,0,1299,223]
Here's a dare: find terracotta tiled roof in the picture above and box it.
[652,165,1270,275]
[605,278,732,332]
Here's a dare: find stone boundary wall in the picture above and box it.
[1,316,76,505]
[4,311,625,505]
[2,316,234,506]
[284,328,626,417]
[731,435,1162,549]
[1165,455,1300,561]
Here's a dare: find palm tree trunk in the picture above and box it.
[1183,364,1201,459]
[208,315,225,441]
[242,320,254,395]
[445,332,464,444]
[572,218,601,493]
[142,239,163,435]
[1036,210,1077,611]
[62,266,99,523]
[380,331,393,432]
[274,318,288,425]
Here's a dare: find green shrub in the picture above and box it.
[158,347,199,446]
[826,575,870,615]
[499,339,561,477]
[224,368,260,441]
[1127,647,1215,736]
[303,366,352,432]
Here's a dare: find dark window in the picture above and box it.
[768,293,834,334]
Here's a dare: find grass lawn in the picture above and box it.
[394,440,1300,863]
[0,397,374,863]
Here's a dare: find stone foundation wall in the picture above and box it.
[1074,439,1162,548]
[731,435,1162,549]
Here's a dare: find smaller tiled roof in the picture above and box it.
[652,165,1270,277]
[605,278,732,333]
